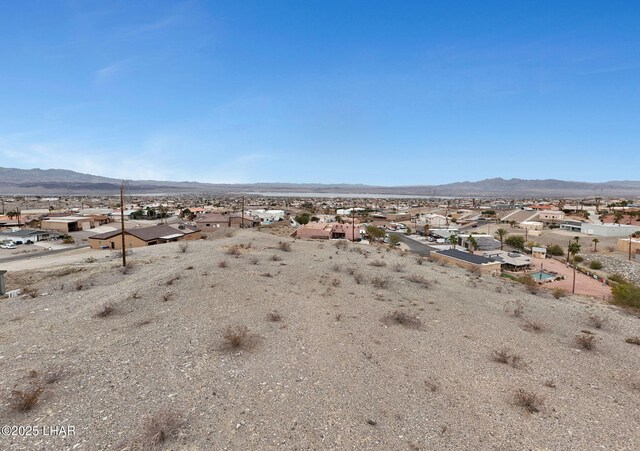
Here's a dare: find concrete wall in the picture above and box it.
[430,252,501,275]
[615,238,640,254]
[581,223,640,237]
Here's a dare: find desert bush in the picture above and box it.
[250,257,259,265]
[74,281,84,291]
[270,254,282,262]
[22,287,38,298]
[589,260,603,270]
[166,275,180,286]
[611,281,640,309]
[85,256,96,263]
[608,273,627,284]
[517,276,539,294]
[221,325,256,351]
[330,263,341,272]
[371,276,391,289]
[353,272,366,285]
[346,267,356,275]
[407,274,430,288]
[544,379,557,388]
[491,348,524,368]
[369,260,387,267]
[514,389,543,413]
[178,242,189,253]
[575,332,596,350]
[416,257,425,265]
[586,314,607,329]
[551,287,566,299]
[625,336,640,345]
[267,311,282,322]
[95,304,114,318]
[218,260,228,268]
[424,378,440,392]
[522,319,545,333]
[278,241,292,252]
[7,384,44,412]
[382,310,423,329]
[573,255,584,263]
[546,244,564,256]
[162,292,173,302]
[333,240,348,249]
[392,263,406,272]
[138,407,181,448]
[504,300,525,317]
[331,278,341,287]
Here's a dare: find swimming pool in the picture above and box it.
[530,271,556,281]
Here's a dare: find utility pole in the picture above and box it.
[351,206,355,242]
[241,196,245,229]
[120,182,126,267]
[630,234,633,261]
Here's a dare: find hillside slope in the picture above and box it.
[1,231,639,449]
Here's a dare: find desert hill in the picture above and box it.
[1,230,639,449]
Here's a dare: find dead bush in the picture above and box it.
[333,240,348,249]
[221,325,256,352]
[270,254,282,262]
[95,304,115,318]
[544,379,557,389]
[138,407,181,449]
[424,378,440,392]
[331,278,341,287]
[514,389,543,413]
[74,281,84,291]
[407,274,430,288]
[382,310,423,329]
[504,300,525,317]
[575,332,596,350]
[353,272,366,285]
[416,257,425,265]
[7,384,44,412]
[519,276,540,294]
[371,276,391,289]
[522,319,545,333]
[250,257,259,265]
[278,241,292,252]
[178,242,189,253]
[369,260,387,267]
[166,275,180,286]
[22,287,38,298]
[491,348,524,368]
[551,287,566,299]
[586,314,607,329]
[330,263,341,272]
[392,263,405,272]
[625,336,640,346]
[226,245,241,256]
[267,310,282,322]
[346,267,356,275]
[218,260,228,268]
[162,292,173,302]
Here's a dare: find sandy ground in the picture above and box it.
[1,230,640,450]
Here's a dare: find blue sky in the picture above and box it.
[0,1,638,185]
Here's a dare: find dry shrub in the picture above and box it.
[270,254,282,262]
[224,229,235,238]
[250,257,259,265]
[346,267,357,275]
[218,260,228,268]
[544,379,557,388]
[551,287,566,299]
[382,310,423,329]
[625,336,640,346]
[519,276,540,294]
[575,332,596,350]
[7,384,44,412]
[424,378,440,392]
[369,260,387,267]
[267,311,282,322]
[514,389,543,413]
[392,263,405,272]
[586,314,607,329]
[22,287,38,298]
[416,257,425,265]
[41,366,65,385]
[504,300,524,317]
[226,245,241,256]
[166,276,180,286]
[278,241,292,252]
[221,325,256,351]
[162,292,173,302]
[138,407,181,449]
[491,348,524,368]
[261,272,273,278]
[75,281,84,291]
[95,304,114,318]
[330,263,341,272]
[522,319,545,333]
[371,276,391,289]
[353,272,366,285]
[334,240,348,249]
[467,265,482,276]
[407,274,430,288]
[331,278,341,287]
[178,242,189,253]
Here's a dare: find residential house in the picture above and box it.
[89,223,201,250]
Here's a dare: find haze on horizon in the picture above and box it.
[0,1,638,185]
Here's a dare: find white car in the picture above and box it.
[1,241,17,249]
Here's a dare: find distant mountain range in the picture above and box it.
[0,167,638,197]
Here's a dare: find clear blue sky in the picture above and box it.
[1,1,638,185]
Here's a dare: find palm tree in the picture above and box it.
[592,238,599,252]
[448,234,458,249]
[495,228,508,250]
[467,235,478,254]
[568,242,581,294]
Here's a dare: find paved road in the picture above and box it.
[0,244,90,264]
[389,233,437,256]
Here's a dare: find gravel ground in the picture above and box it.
[580,254,640,285]
[1,230,640,450]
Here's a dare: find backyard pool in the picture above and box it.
[530,271,556,281]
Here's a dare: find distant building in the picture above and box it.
[580,223,640,237]
[41,216,95,233]
[293,223,364,241]
[89,223,200,250]
[0,229,50,244]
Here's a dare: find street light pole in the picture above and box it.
[120,182,127,268]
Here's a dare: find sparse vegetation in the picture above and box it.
[162,292,173,302]
[221,325,256,351]
[586,314,606,329]
[392,263,405,272]
[382,310,423,329]
[575,332,596,350]
[250,256,259,265]
[353,272,366,284]
[137,407,181,449]
[589,260,603,270]
[491,348,524,368]
[178,242,189,253]
[611,280,640,309]
[522,319,545,333]
[514,389,543,413]
[267,311,282,322]
[371,275,390,289]
[369,260,387,267]
[226,245,241,256]
[270,254,282,262]
[625,336,640,346]
[504,300,525,317]
[7,384,44,412]
[95,304,115,318]
[551,287,566,299]
[278,241,292,252]
[218,260,229,268]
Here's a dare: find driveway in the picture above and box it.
[389,233,437,256]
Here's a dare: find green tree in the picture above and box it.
[495,228,508,250]
[366,226,385,242]
[467,235,478,254]
[295,213,310,225]
[448,234,458,249]
[568,242,582,294]
[388,234,401,247]
[592,238,599,252]
[505,235,525,250]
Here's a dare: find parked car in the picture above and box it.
[1,241,17,249]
